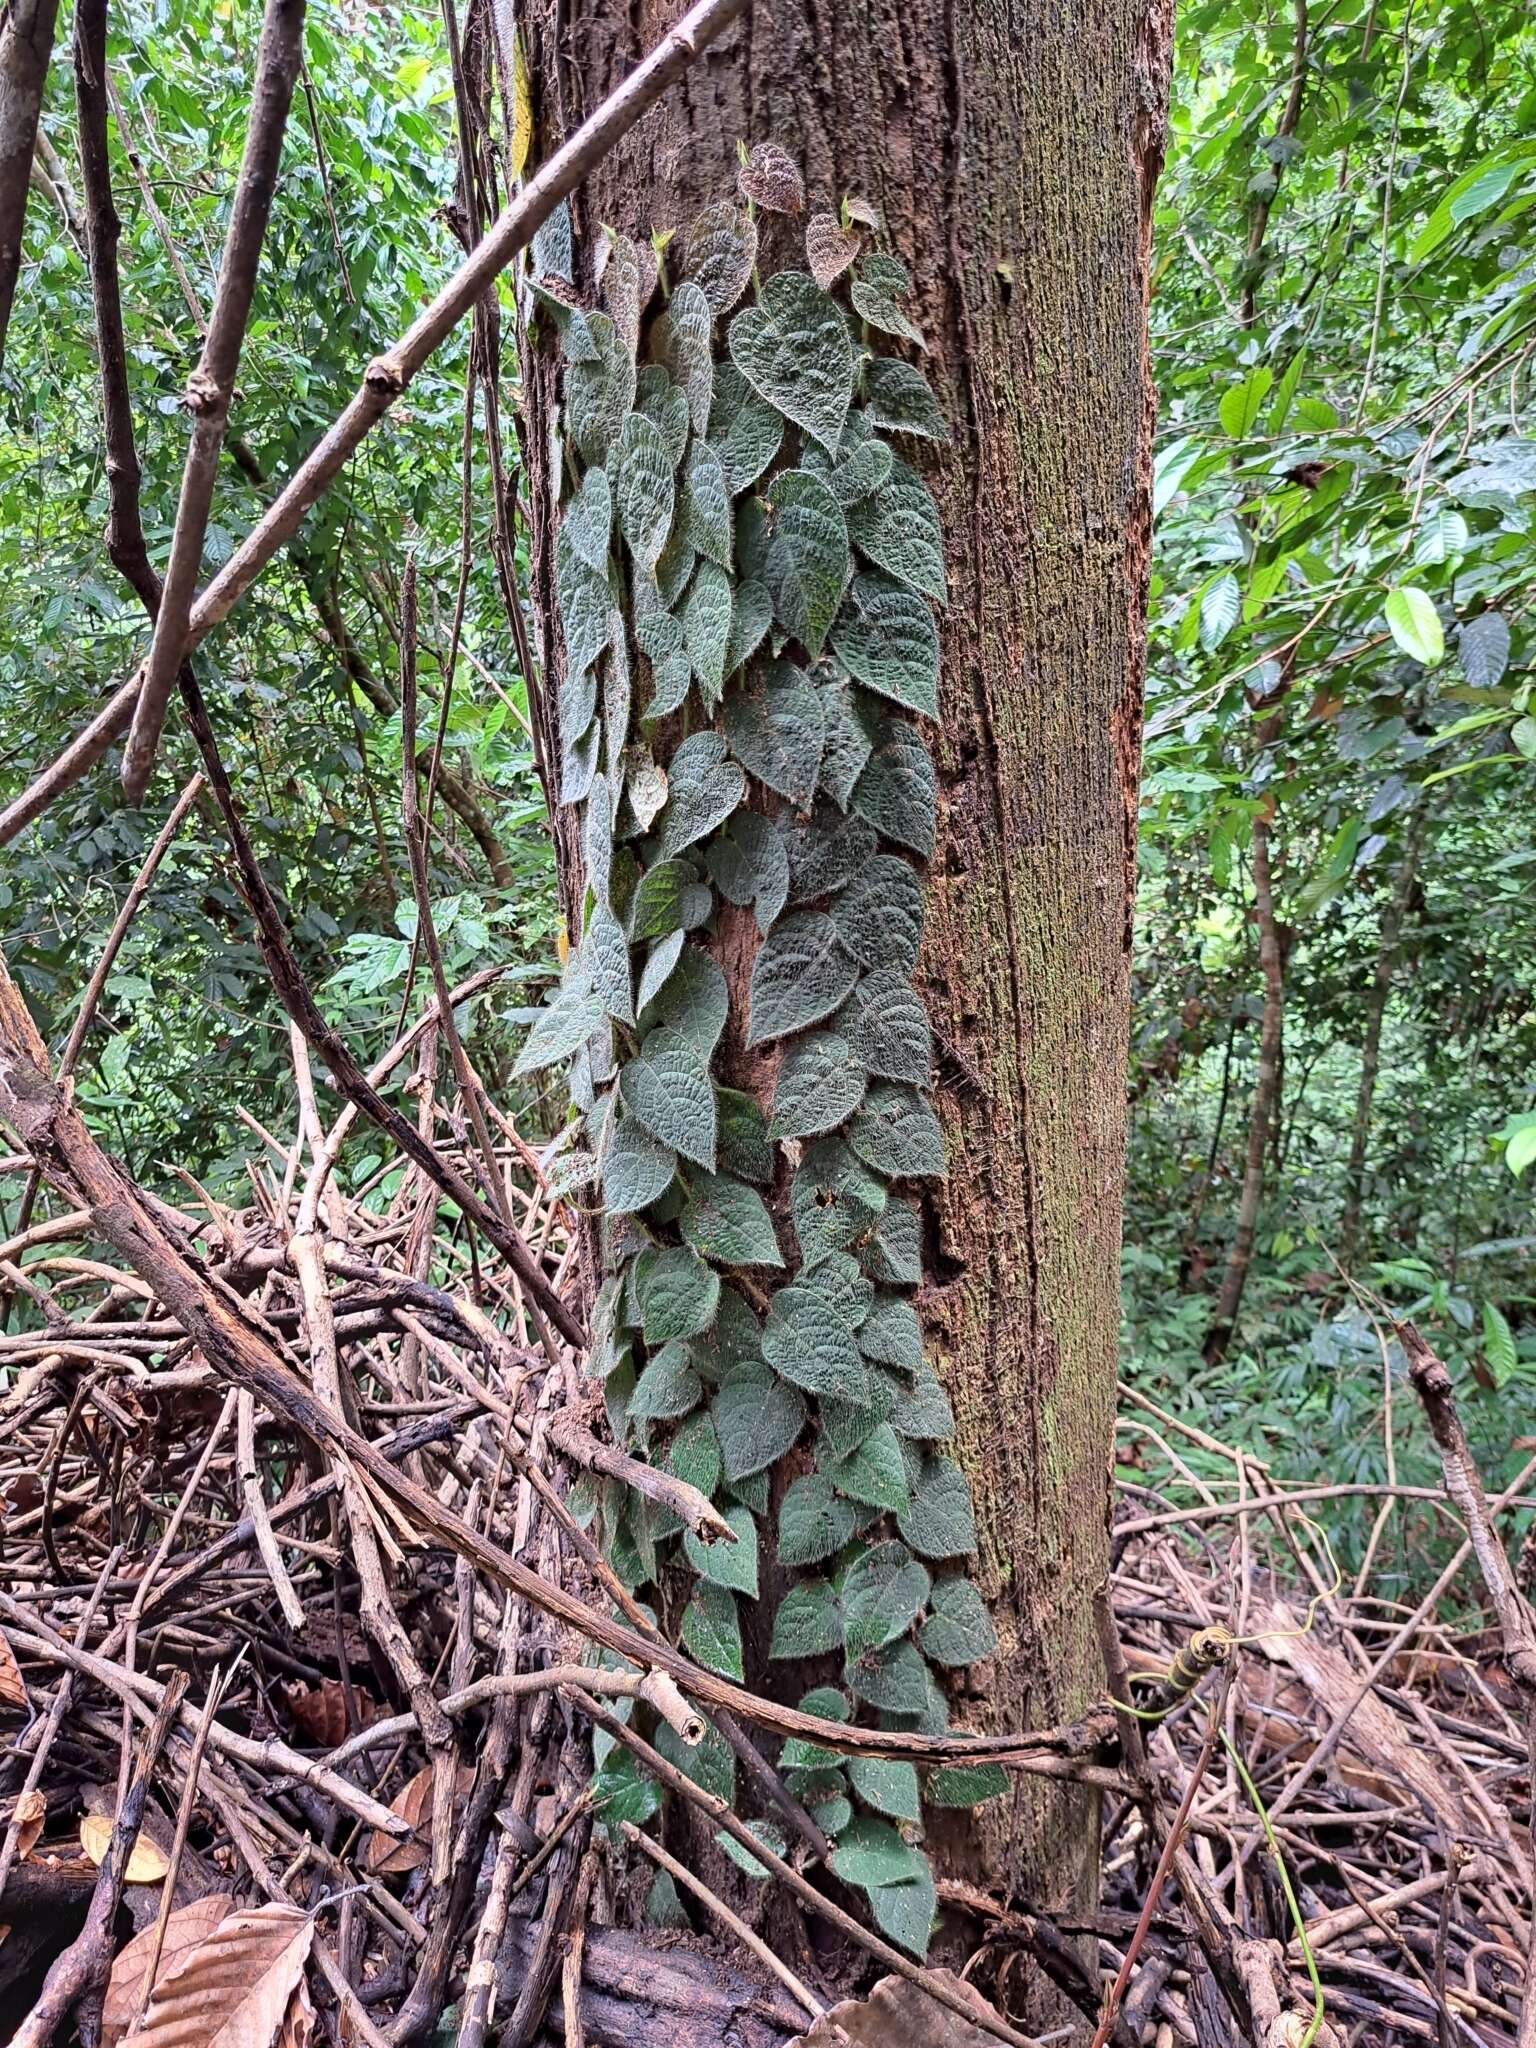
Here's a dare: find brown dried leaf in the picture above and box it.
[0,1631,29,1711]
[102,1895,236,2047]
[790,1971,1002,2046]
[80,1814,170,1885]
[8,1788,45,1859]
[121,1902,313,2048]
[738,142,804,216]
[283,1679,372,1747]
[363,1761,476,1876]
[805,214,860,290]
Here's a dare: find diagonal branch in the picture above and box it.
[0,0,748,845]
[120,0,308,800]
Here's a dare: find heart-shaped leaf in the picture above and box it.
[620,1026,717,1168]
[832,572,939,716]
[763,470,850,656]
[724,662,827,806]
[730,270,854,452]
[748,910,859,1044]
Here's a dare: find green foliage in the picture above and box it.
[519,169,997,1948]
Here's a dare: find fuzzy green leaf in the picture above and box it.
[729,269,854,452]
[638,944,729,1058]
[707,811,790,935]
[635,929,686,1015]
[845,1636,932,1714]
[761,1283,871,1401]
[867,1864,937,1959]
[634,365,691,469]
[792,1136,888,1267]
[681,562,735,709]
[654,731,746,858]
[852,717,937,857]
[834,853,925,973]
[628,1339,703,1422]
[926,1762,1009,1807]
[835,970,933,1085]
[712,1359,807,1481]
[861,358,947,441]
[635,1244,721,1344]
[857,1291,924,1373]
[681,440,733,568]
[514,984,604,1076]
[770,1578,843,1659]
[828,1813,928,1890]
[620,1026,717,1168]
[628,860,693,939]
[846,463,947,605]
[682,1580,743,1680]
[716,1087,775,1184]
[724,577,773,675]
[778,1473,860,1566]
[832,572,939,716]
[615,412,676,572]
[565,464,614,576]
[841,1539,931,1659]
[920,1575,998,1667]
[708,362,785,495]
[747,910,859,1044]
[848,1081,945,1180]
[848,1757,922,1823]
[667,1409,722,1499]
[771,1030,867,1138]
[724,663,826,807]
[813,667,876,810]
[566,312,637,465]
[763,471,851,657]
[603,1117,677,1215]
[653,278,714,434]
[891,1363,955,1440]
[681,1172,784,1268]
[897,1454,976,1559]
[861,1195,922,1286]
[682,198,758,315]
[587,903,634,1024]
[684,1501,759,1596]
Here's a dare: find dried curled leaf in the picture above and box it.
[363,1762,477,1876]
[6,1787,44,1860]
[102,1895,236,2047]
[738,142,805,215]
[0,1631,28,1711]
[121,1902,314,2048]
[80,1813,170,1885]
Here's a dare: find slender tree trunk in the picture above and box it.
[1205,808,1284,1362]
[518,0,1170,1981]
[1337,800,1427,1270]
[0,0,62,363]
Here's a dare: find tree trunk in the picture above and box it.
[1337,800,1427,1271]
[0,0,62,364]
[517,0,1170,1983]
[1205,808,1284,1363]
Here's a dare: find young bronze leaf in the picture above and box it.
[121,1902,314,2048]
[738,141,805,215]
[683,199,758,315]
[806,212,860,288]
[103,1896,237,2048]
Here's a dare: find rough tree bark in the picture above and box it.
[517,0,1171,1974]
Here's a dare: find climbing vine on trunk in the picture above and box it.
[513,146,1001,1954]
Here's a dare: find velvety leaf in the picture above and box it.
[841,1539,931,1658]
[556,528,615,677]
[724,577,773,674]
[761,1282,871,1400]
[652,279,714,434]
[763,470,851,657]
[832,572,940,716]
[860,1195,922,1285]
[897,1454,977,1558]
[636,928,686,1015]
[778,1472,860,1565]
[771,1029,867,1137]
[792,1135,888,1266]
[891,1363,954,1439]
[845,1635,932,1714]
[713,1359,807,1480]
[681,439,733,567]
[717,1086,775,1183]
[858,1291,924,1372]
[615,411,676,572]
[564,463,614,576]
[851,274,925,349]
[654,731,746,858]
[848,1081,945,1179]
[587,902,634,1024]
[708,362,785,495]
[682,1580,743,1680]
[620,1026,717,1168]
[682,198,758,314]
[834,853,925,972]
[919,1575,998,1666]
[559,719,601,806]
[770,1577,844,1658]
[846,463,947,604]
[729,269,854,452]
[681,561,735,708]
[836,970,932,1085]
[783,801,878,901]
[797,1248,874,1330]
[724,662,827,806]
[925,1763,1009,1807]
[780,1687,851,1770]
[638,943,729,1057]
[628,859,693,940]
[680,1172,784,1267]
[566,312,636,464]
[599,229,655,355]
[634,364,691,468]
[667,1409,722,1500]
[707,810,790,935]
[852,717,937,856]
[821,437,894,507]
[635,1244,721,1344]
[862,357,947,440]
[514,983,604,1076]
[828,1812,928,1889]
[603,1117,677,1215]
[867,1863,937,1958]
[561,663,599,741]
[748,910,859,1044]
[629,1339,704,1422]
[848,1757,922,1823]
[684,1500,759,1595]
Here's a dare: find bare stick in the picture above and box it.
[0,0,62,365]
[121,0,308,799]
[0,0,747,843]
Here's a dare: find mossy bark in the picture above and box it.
[519,0,1171,1976]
